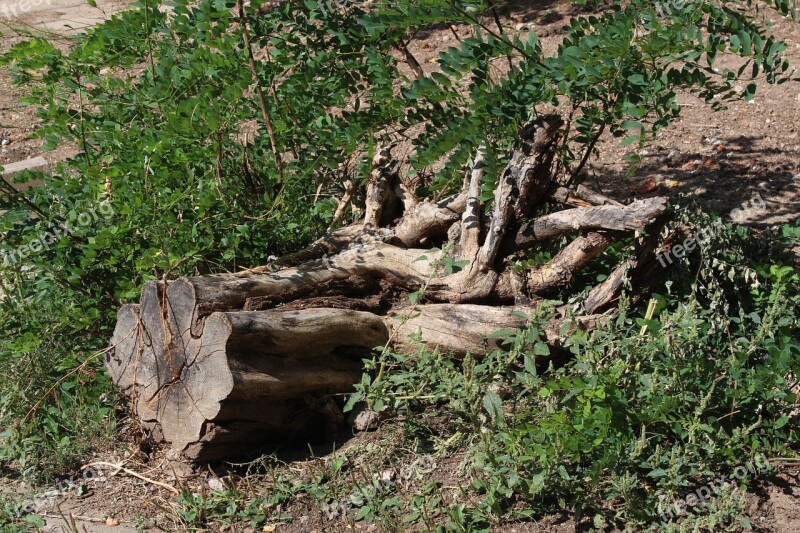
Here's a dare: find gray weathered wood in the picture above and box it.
[515,197,667,248]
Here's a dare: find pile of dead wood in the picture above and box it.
[106,116,669,461]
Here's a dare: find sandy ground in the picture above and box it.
[1,0,129,34]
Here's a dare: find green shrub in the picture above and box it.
[352,209,799,529]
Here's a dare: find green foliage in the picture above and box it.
[350,209,800,529]
[0,283,117,480]
[176,487,276,529]
[0,499,45,531]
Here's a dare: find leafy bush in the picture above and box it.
[351,209,799,530]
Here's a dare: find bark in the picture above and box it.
[392,193,466,247]
[389,304,603,358]
[551,184,624,208]
[106,115,672,462]
[514,197,667,247]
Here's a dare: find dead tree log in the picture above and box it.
[106,115,671,461]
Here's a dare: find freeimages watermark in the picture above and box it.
[657,194,766,268]
[17,467,101,516]
[322,455,437,520]
[658,453,771,522]
[314,0,361,17]
[1,0,52,19]
[653,0,700,18]
[0,202,114,268]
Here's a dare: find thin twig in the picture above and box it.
[395,39,424,80]
[40,512,108,524]
[82,462,180,494]
[237,0,284,183]
[487,0,514,71]
[24,338,125,422]
[568,121,607,187]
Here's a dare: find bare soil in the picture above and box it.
[1,0,131,171]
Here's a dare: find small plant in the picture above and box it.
[176,487,276,529]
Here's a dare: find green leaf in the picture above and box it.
[620,134,642,146]
[355,506,372,521]
[483,391,504,424]
[486,328,518,339]
[524,353,537,375]
[343,391,363,413]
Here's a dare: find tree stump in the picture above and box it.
[106,116,672,461]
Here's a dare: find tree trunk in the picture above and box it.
[106,115,672,461]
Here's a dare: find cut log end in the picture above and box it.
[106,308,391,457]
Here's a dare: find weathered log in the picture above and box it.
[107,300,605,460]
[110,308,390,461]
[106,115,672,462]
[389,304,603,357]
[514,197,668,248]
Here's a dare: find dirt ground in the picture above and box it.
[9,430,800,532]
[1,0,799,531]
[1,0,130,171]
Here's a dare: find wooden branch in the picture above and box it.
[330,179,358,229]
[584,217,671,314]
[479,116,563,270]
[363,146,399,228]
[392,193,467,247]
[83,462,179,494]
[514,197,667,249]
[495,231,621,300]
[260,224,367,271]
[395,39,425,80]
[551,184,623,208]
[237,0,283,182]
[393,178,418,212]
[526,231,620,294]
[458,143,486,260]
[515,115,563,218]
